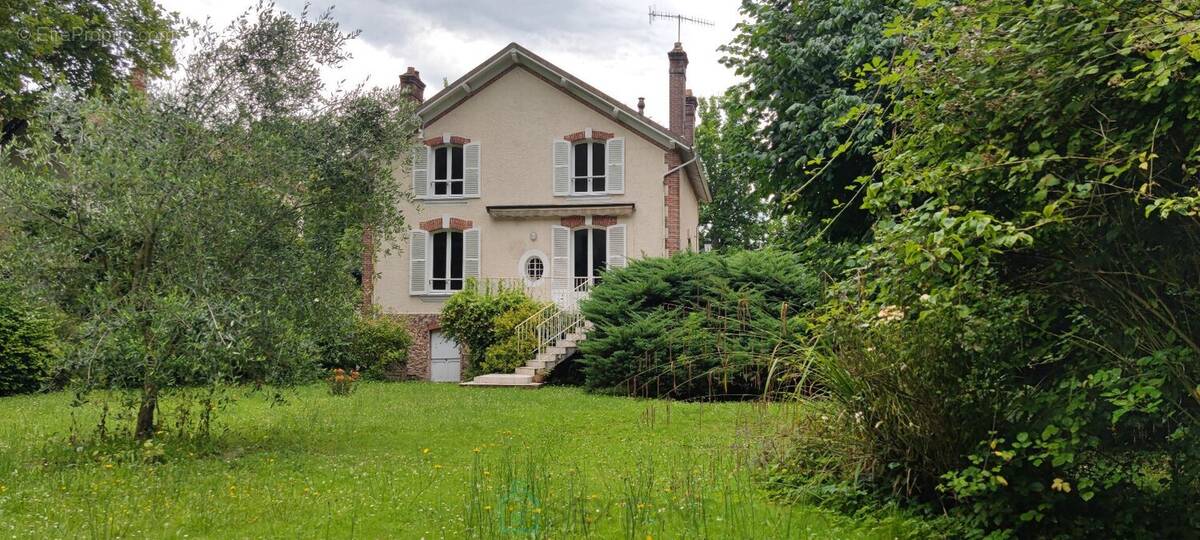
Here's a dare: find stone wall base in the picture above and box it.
[388,313,468,382]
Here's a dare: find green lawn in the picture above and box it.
[0,383,927,538]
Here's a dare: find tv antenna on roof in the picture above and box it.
[648,6,714,42]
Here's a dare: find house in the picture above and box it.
[365,41,710,383]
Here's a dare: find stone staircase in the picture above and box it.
[459,329,585,388]
[462,282,592,388]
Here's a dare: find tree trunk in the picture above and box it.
[136,383,158,440]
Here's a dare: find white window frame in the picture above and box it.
[428,229,465,294]
[518,250,548,287]
[570,140,607,195]
[429,144,466,199]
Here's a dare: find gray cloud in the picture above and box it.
[279,0,654,58]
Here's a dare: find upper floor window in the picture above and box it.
[572,141,606,194]
[432,145,464,196]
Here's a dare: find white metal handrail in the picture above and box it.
[514,278,591,361]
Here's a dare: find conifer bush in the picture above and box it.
[0,292,59,396]
[578,250,822,399]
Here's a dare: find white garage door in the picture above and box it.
[430,330,461,382]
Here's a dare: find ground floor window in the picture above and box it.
[572,228,606,287]
[431,230,463,291]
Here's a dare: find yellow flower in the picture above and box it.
[422,448,430,454]
[433,464,443,469]
[472,447,481,453]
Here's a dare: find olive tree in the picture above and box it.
[0,5,416,439]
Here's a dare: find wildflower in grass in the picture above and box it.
[422,448,430,455]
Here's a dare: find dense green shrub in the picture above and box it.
[579,249,823,399]
[479,301,544,376]
[0,293,59,396]
[440,282,544,378]
[344,315,411,380]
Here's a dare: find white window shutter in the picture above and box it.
[412,146,429,198]
[463,142,481,197]
[606,224,627,269]
[606,137,625,194]
[553,140,570,196]
[551,225,570,290]
[409,229,428,295]
[463,228,481,280]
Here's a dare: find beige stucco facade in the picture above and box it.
[375,66,701,315]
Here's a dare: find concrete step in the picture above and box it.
[528,358,555,370]
[514,366,537,376]
[470,373,534,385]
[460,380,541,388]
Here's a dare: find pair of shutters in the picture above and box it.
[408,228,481,295]
[413,138,626,197]
[552,138,625,196]
[549,224,626,291]
[412,142,481,197]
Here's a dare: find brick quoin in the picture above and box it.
[664,151,682,254]
[563,130,614,142]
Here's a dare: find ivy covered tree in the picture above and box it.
[721,0,905,242]
[695,96,767,251]
[0,0,176,141]
[0,5,416,439]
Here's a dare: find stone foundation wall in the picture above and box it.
[390,313,440,380]
[389,313,471,381]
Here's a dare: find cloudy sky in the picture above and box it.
[159,0,743,124]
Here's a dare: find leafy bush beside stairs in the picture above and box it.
[441,282,545,378]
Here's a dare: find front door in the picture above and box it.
[429,330,461,382]
[572,227,607,288]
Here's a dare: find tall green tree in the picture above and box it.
[721,0,905,242]
[695,96,766,251]
[0,0,176,141]
[818,0,1200,535]
[0,5,416,439]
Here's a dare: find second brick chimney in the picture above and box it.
[683,90,697,145]
[400,66,426,103]
[668,42,688,141]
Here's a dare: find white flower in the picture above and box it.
[919,294,931,302]
[876,305,905,323]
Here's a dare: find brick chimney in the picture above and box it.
[683,90,697,145]
[668,42,688,140]
[130,67,147,94]
[365,67,426,315]
[399,66,426,103]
